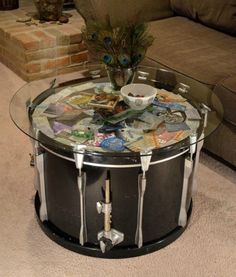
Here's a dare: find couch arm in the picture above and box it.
[214,76,236,126]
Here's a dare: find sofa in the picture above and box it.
[74,0,236,167]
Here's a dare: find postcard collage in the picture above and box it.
[32,82,202,153]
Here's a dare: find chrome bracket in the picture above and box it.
[137,70,150,81]
[201,103,211,128]
[97,229,124,254]
[74,145,87,246]
[89,69,102,79]
[178,83,190,94]
[135,151,152,248]
[96,201,112,215]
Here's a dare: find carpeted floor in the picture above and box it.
[0,62,236,277]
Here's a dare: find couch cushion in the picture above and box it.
[214,76,236,125]
[204,120,236,167]
[74,0,173,26]
[147,17,236,86]
[170,0,236,36]
[170,0,199,20]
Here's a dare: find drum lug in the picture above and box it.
[140,151,152,173]
[74,145,86,175]
[135,151,152,248]
[74,145,88,246]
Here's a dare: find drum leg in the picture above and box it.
[97,172,124,253]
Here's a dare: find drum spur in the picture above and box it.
[97,172,124,253]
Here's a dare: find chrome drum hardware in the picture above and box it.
[178,133,197,227]
[74,145,88,246]
[97,174,124,253]
[33,129,48,222]
[135,151,152,248]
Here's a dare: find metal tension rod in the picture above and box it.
[190,103,211,194]
[179,103,211,227]
[135,150,152,248]
[178,133,197,227]
[34,129,48,222]
[74,145,87,246]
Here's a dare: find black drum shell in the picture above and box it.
[40,146,192,247]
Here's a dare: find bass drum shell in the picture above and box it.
[36,147,193,257]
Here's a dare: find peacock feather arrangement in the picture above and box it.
[82,19,154,68]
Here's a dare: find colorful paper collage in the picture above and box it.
[32,84,202,153]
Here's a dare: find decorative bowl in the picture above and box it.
[120,83,156,110]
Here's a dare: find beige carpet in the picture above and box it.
[0,62,236,277]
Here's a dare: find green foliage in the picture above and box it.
[82,19,154,68]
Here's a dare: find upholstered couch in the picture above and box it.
[74,0,236,167]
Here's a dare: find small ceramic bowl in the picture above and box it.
[120,83,156,110]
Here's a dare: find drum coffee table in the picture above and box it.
[10,63,223,258]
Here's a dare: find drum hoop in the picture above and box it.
[40,143,188,168]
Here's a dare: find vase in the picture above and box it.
[33,0,64,21]
[106,66,136,91]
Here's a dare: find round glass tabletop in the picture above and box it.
[9,63,223,162]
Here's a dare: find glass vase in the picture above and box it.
[106,66,136,91]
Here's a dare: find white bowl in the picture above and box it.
[120,83,157,110]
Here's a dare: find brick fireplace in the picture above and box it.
[0,0,88,81]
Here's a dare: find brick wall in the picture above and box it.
[0,4,88,81]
